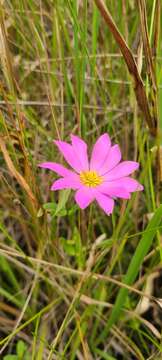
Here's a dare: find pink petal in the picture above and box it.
[51,175,81,191]
[95,192,114,215]
[71,134,89,171]
[98,145,121,175]
[39,162,76,177]
[90,133,111,171]
[104,161,139,181]
[113,177,144,192]
[74,187,95,209]
[97,183,131,199]
[54,140,82,173]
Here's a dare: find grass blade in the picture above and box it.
[97,204,162,342]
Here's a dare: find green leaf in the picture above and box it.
[16,340,27,358]
[3,356,18,360]
[60,237,76,256]
[73,226,85,269]
[67,204,78,215]
[54,189,71,216]
[55,209,67,217]
[98,204,162,341]
[43,202,57,212]
[24,354,30,360]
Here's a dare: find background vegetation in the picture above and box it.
[0,0,162,359]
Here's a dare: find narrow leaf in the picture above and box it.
[98,204,162,341]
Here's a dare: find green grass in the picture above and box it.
[0,0,162,359]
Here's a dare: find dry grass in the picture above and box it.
[0,1,162,359]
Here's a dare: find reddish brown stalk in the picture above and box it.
[137,0,158,132]
[93,0,156,135]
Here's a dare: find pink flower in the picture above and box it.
[39,134,143,215]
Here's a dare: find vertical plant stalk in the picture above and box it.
[93,0,156,136]
[137,0,161,199]
[151,0,162,186]
[152,0,160,61]
[0,6,40,199]
[0,9,26,152]
[137,0,159,134]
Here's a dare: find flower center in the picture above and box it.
[80,171,103,187]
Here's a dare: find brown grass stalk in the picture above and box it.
[93,0,157,135]
[0,138,38,210]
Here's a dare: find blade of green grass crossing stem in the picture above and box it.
[0,287,23,308]
[97,204,162,344]
[0,297,61,347]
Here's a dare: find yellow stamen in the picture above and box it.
[80,171,103,187]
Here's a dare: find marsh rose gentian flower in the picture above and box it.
[39,134,143,215]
